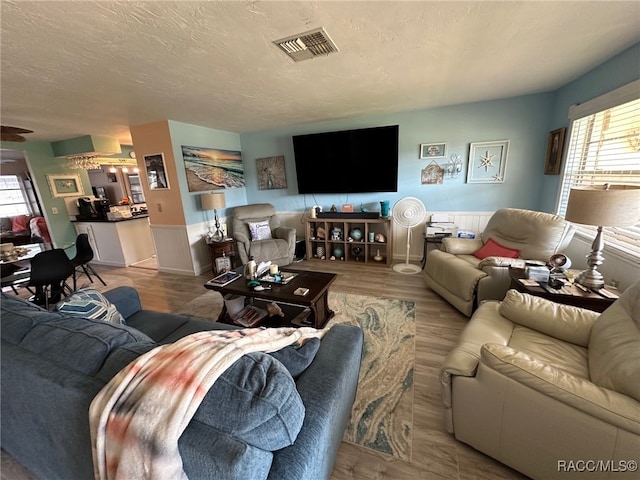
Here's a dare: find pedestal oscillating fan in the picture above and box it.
[392,197,427,274]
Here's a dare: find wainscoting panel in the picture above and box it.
[449,212,493,236]
[150,224,195,276]
[189,221,216,276]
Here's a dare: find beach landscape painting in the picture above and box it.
[181,145,245,192]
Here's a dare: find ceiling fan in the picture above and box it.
[1,126,33,142]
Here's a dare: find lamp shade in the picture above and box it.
[565,185,640,227]
[200,193,226,210]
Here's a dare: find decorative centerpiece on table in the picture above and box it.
[1,246,29,262]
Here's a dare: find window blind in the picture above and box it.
[557,82,640,259]
[0,175,31,217]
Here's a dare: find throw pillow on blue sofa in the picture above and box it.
[55,288,125,325]
[195,351,306,451]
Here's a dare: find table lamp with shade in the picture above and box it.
[564,184,640,290]
[201,192,226,243]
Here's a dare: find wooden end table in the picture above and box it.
[508,268,619,313]
[204,267,337,328]
[208,238,237,274]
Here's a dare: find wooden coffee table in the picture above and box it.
[508,267,619,313]
[204,268,337,328]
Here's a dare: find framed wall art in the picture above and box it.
[256,155,287,190]
[421,160,444,184]
[46,173,84,197]
[467,140,510,184]
[181,145,245,192]
[544,127,566,175]
[419,143,447,159]
[144,153,170,190]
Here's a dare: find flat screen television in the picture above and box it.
[293,125,399,194]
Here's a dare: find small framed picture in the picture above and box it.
[46,173,84,197]
[419,143,447,159]
[544,127,566,175]
[214,255,232,274]
[144,153,170,189]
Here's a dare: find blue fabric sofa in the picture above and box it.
[1,286,364,480]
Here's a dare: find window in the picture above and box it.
[0,175,31,217]
[557,80,640,258]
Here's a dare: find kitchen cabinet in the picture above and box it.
[73,216,154,267]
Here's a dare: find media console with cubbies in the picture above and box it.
[305,217,393,265]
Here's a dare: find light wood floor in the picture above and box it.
[1,260,528,480]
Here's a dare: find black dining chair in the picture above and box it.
[70,233,106,290]
[27,249,75,309]
[1,262,33,295]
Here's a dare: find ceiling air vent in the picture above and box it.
[274,27,339,62]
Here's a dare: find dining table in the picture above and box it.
[0,243,51,294]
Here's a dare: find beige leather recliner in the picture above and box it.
[424,208,575,316]
[440,282,640,480]
[232,203,296,267]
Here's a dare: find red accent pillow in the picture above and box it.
[11,215,29,232]
[473,238,520,260]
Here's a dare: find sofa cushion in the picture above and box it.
[18,317,154,375]
[126,310,207,343]
[588,281,640,401]
[126,311,320,378]
[180,421,273,480]
[55,288,125,325]
[194,351,306,452]
[1,293,64,344]
[270,337,321,378]
[473,238,520,260]
[248,220,272,240]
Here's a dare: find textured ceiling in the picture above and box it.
[1,1,639,145]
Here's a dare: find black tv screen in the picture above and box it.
[293,125,399,194]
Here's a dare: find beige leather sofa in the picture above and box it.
[440,282,640,479]
[425,208,575,316]
[232,203,296,267]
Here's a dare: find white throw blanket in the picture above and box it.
[89,327,327,480]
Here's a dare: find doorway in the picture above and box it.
[0,149,52,245]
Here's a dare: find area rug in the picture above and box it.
[174,290,415,461]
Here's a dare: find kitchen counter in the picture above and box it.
[73,216,154,267]
[71,214,149,223]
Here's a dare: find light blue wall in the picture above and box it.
[0,139,90,249]
[539,42,640,212]
[166,120,247,225]
[239,93,554,214]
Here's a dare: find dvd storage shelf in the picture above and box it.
[305,217,393,266]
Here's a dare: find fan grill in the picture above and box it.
[392,197,427,228]
[392,197,427,274]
